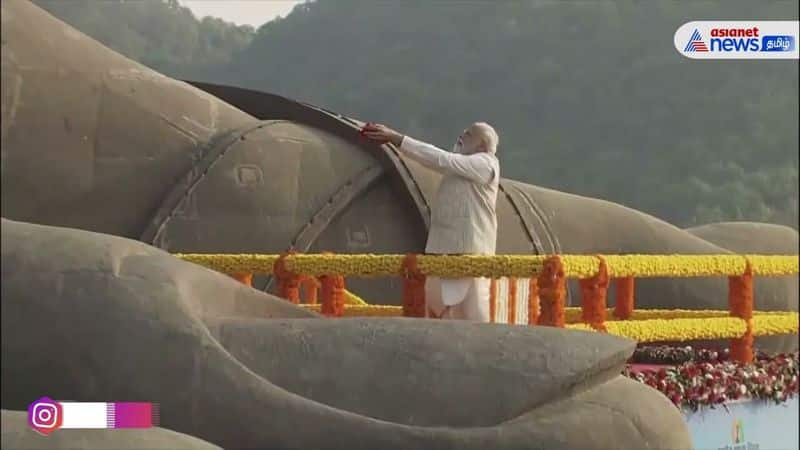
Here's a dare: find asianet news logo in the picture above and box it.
[675,21,798,59]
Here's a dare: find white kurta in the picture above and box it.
[398,136,500,322]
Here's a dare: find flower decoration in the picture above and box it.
[624,348,798,411]
[174,253,799,279]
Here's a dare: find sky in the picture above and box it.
[180,1,304,27]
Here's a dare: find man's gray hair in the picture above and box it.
[474,122,499,154]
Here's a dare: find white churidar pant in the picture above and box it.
[425,277,491,321]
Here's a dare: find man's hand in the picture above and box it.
[361,123,404,147]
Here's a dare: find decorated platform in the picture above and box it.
[629,346,799,450]
[177,252,800,449]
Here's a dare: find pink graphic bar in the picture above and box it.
[107,402,159,429]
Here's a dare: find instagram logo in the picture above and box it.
[27,397,63,435]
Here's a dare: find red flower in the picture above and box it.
[624,347,798,409]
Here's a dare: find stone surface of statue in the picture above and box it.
[1,218,692,449]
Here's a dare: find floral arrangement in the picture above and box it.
[588,308,790,322]
[174,253,798,279]
[567,313,797,342]
[177,253,280,274]
[298,304,791,321]
[294,303,798,341]
[633,345,739,365]
[602,254,798,277]
[569,317,745,341]
[624,347,799,411]
[301,304,403,316]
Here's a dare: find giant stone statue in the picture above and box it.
[1,0,796,323]
[1,217,692,450]
[0,1,789,448]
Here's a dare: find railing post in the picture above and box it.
[527,278,540,325]
[401,254,426,317]
[579,256,609,331]
[320,274,345,317]
[614,277,635,320]
[489,278,498,323]
[538,256,566,327]
[729,258,754,364]
[507,277,518,324]
[273,252,301,304]
[300,276,320,304]
[230,272,253,287]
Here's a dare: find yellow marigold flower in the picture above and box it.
[566,313,798,342]
[560,256,601,278]
[566,317,748,342]
[286,254,405,277]
[746,255,800,276]
[567,323,594,331]
[416,255,549,278]
[752,312,800,336]
[175,253,278,274]
[296,305,796,341]
[626,309,732,320]
[174,253,798,278]
[343,289,368,306]
[301,304,403,317]
[564,308,767,324]
[603,255,746,278]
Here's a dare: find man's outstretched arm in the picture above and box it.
[398,135,495,185]
[362,124,495,184]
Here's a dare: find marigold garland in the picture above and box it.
[173,252,797,346]
[175,253,799,278]
[528,278,540,325]
[298,305,797,339]
[419,255,549,279]
[343,289,368,306]
[273,252,300,304]
[320,274,345,317]
[301,304,403,317]
[614,277,634,320]
[746,254,800,276]
[401,254,426,318]
[579,256,609,331]
[607,318,746,342]
[489,278,498,323]
[567,313,799,342]
[506,277,518,324]
[300,276,319,304]
[729,261,754,320]
[538,256,566,327]
[752,313,800,336]
[563,307,790,324]
[176,253,279,274]
[729,260,754,363]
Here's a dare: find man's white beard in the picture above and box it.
[451,140,463,154]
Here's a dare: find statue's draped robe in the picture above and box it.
[397,136,500,320]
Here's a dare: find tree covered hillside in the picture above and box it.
[34,0,799,229]
[34,0,255,79]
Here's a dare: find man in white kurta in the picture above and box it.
[362,122,500,322]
